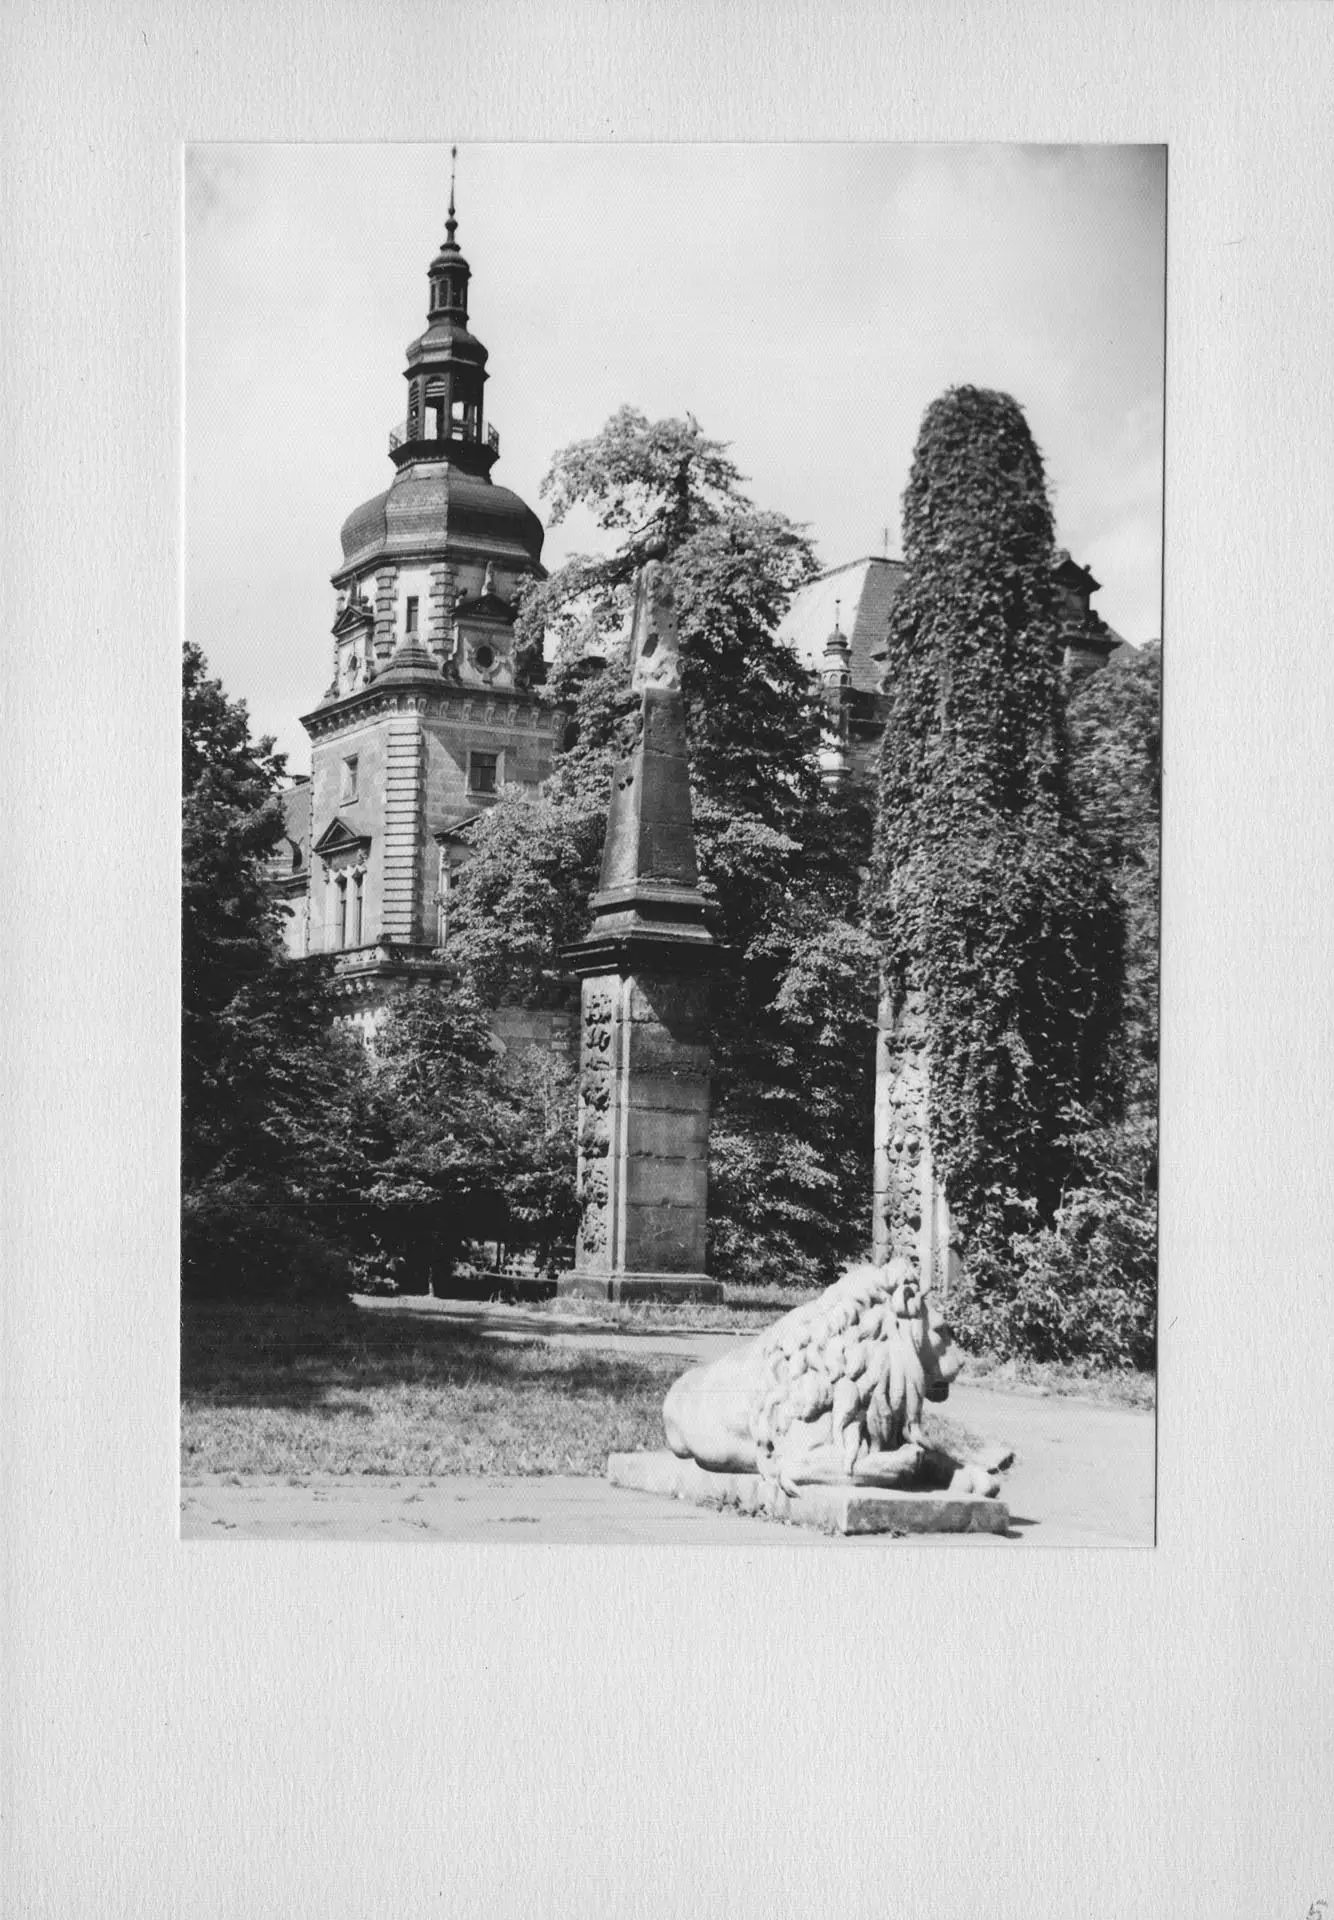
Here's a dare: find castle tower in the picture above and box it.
[298,153,559,1023]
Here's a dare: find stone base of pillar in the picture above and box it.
[557,1270,722,1306]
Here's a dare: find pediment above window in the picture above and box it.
[313,817,372,860]
[454,589,515,624]
[333,597,376,637]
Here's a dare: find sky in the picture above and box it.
[185,143,1165,770]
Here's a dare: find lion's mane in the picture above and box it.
[749,1260,930,1480]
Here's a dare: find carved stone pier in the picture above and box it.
[871,983,960,1299]
[558,565,720,1304]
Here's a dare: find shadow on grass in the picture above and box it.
[182,1296,683,1414]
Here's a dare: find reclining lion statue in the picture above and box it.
[663,1260,1006,1498]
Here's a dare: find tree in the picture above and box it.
[181,643,365,1295]
[345,982,580,1290]
[1066,644,1160,1112]
[451,407,878,1288]
[989,642,1160,1371]
[183,641,317,1190]
[866,387,1123,1312]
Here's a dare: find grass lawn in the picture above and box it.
[182,1299,684,1480]
[182,1296,986,1481]
[957,1351,1155,1410]
[539,1284,820,1336]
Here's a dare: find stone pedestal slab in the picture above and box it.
[607,1451,1011,1536]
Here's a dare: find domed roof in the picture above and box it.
[406,317,487,366]
[337,461,545,580]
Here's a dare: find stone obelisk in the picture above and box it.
[558,556,721,1304]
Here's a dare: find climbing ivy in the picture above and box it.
[866,387,1122,1257]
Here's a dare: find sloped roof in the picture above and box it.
[776,557,906,694]
[280,780,311,852]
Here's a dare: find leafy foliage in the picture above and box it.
[1067,643,1161,1113]
[181,643,368,1295]
[977,641,1162,1372]
[451,407,876,1288]
[345,983,579,1290]
[182,644,353,1193]
[867,387,1124,1266]
[953,1107,1157,1370]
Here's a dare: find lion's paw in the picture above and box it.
[949,1464,1002,1499]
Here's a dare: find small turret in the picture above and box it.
[821,602,853,689]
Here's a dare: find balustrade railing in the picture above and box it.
[389,418,501,456]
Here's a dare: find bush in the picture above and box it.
[181,1183,355,1302]
[948,1114,1157,1371]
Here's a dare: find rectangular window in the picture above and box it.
[405,596,419,635]
[350,872,363,947]
[341,756,358,804]
[336,877,348,951]
[468,751,499,795]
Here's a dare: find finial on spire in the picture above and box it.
[445,145,459,246]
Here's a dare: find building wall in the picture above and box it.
[309,716,391,953]
[301,684,560,958]
[421,695,553,826]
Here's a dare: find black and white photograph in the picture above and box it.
[182,143,1163,1544]
[7,7,1333,1916]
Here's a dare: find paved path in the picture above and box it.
[183,1298,1154,1545]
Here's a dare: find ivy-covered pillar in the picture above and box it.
[867,385,1119,1318]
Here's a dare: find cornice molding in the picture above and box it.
[301,682,562,741]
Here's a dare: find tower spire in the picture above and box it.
[445,144,458,248]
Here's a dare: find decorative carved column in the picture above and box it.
[871,982,961,1300]
[559,561,721,1304]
